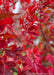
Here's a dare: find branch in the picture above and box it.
[3,0,5,12]
[8,0,19,8]
[10,67,18,73]
[39,0,52,54]
[8,26,21,43]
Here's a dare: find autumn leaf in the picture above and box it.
[0,34,17,39]
[44,10,52,13]
[0,12,21,20]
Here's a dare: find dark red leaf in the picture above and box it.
[5,65,13,75]
[0,62,5,75]
[5,50,16,57]
[6,61,16,68]
[0,40,7,49]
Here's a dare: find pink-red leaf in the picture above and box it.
[46,54,54,66]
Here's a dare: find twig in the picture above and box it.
[10,67,18,73]
[39,0,52,53]
[3,0,5,12]
[8,0,19,8]
[8,26,21,42]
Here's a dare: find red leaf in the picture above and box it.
[19,18,23,25]
[34,63,48,75]
[8,44,17,51]
[0,34,17,39]
[20,0,31,3]
[15,47,24,52]
[0,40,7,49]
[3,17,13,25]
[0,0,3,5]
[5,65,13,75]
[46,54,54,66]
[50,25,54,33]
[0,62,5,75]
[6,0,13,2]
[5,50,16,57]
[27,31,39,35]
[18,67,21,74]
[47,67,54,75]
[25,0,31,3]
[27,25,39,31]
[6,61,16,68]
[0,20,6,32]
[47,0,54,3]
[28,5,37,15]
[26,71,34,75]
[25,57,33,68]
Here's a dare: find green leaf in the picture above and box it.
[35,13,38,16]
[14,72,17,75]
